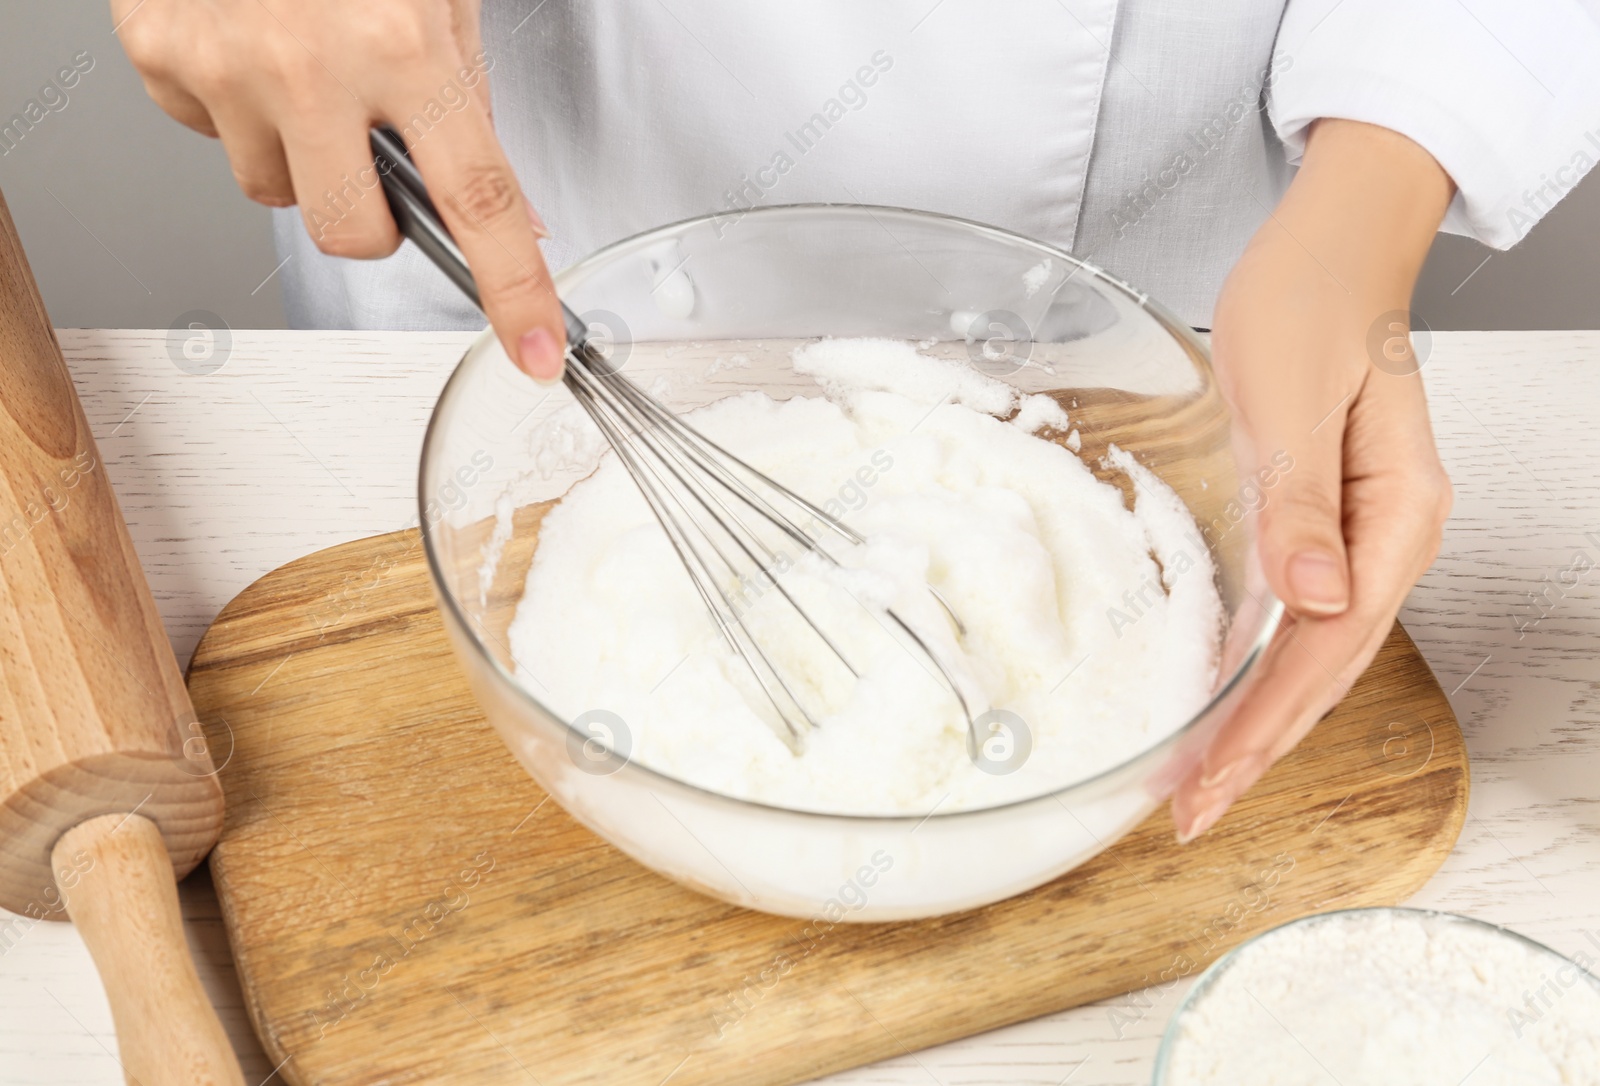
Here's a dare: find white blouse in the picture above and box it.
[274,0,1600,333]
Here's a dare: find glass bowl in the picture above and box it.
[419,204,1279,921]
[1151,906,1600,1084]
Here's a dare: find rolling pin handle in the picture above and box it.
[52,813,245,1086]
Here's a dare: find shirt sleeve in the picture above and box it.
[1268,0,1600,248]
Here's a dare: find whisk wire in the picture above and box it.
[612,383,970,639]
[565,346,981,751]
[566,352,862,681]
[565,353,861,747]
[613,376,870,553]
[367,122,977,754]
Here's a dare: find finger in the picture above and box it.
[1236,371,1357,619]
[403,101,565,381]
[209,107,294,208]
[1213,273,1363,620]
[115,2,219,135]
[139,76,218,137]
[1172,378,1449,842]
[449,0,483,62]
[1171,592,1404,845]
[280,119,401,260]
[447,0,492,122]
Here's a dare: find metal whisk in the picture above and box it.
[370,126,978,753]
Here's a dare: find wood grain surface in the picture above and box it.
[8,328,1594,1086]
[186,525,1466,1086]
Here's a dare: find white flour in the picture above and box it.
[1163,910,1600,1085]
[508,338,1223,814]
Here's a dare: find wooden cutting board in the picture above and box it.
[187,529,1468,1086]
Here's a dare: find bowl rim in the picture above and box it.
[418,201,1284,825]
[1149,904,1600,1083]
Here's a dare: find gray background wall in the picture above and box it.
[3,1,1596,333]
[0,1,285,332]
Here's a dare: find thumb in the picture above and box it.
[1255,436,1350,618]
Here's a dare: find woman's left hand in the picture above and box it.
[1171,119,1457,843]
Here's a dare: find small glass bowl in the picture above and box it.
[1151,905,1600,1084]
[419,204,1280,921]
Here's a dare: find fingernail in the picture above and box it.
[518,327,564,382]
[1198,750,1268,791]
[1198,759,1240,790]
[523,196,549,239]
[1177,800,1228,845]
[1288,551,1348,615]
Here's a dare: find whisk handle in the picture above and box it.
[368,125,590,348]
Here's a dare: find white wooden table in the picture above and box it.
[2,328,1597,1085]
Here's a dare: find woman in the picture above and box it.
[113,0,1600,841]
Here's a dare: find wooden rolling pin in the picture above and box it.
[0,188,243,1084]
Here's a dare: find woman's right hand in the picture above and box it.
[113,0,568,381]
